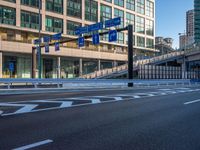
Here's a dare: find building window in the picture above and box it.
[126,12,135,31]
[45,16,63,33]
[146,0,154,18]
[125,33,135,45]
[3,0,16,3]
[104,0,112,3]
[85,0,98,22]
[146,19,154,36]
[67,21,81,35]
[137,0,144,15]
[67,0,82,18]
[0,6,16,25]
[136,16,144,34]
[114,8,124,28]
[126,0,135,11]
[46,0,63,14]
[21,11,40,30]
[137,36,145,47]
[21,0,39,8]
[100,4,112,22]
[146,38,154,48]
[117,32,124,44]
[114,0,124,7]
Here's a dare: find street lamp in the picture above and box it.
[38,0,42,79]
[178,31,186,79]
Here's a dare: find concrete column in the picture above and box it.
[79,58,83,76]
[182,62,186,79]
[0,52,2,78]
[98,60,101,71]
[63,0,67,34]
[57,57,61,79]
[113,61,118,67]
[41,0,46,31]
[16,0,21,27]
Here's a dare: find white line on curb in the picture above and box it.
[13,139,53,150]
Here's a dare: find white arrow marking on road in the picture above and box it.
[0,103,38,114]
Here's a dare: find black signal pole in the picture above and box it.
[128,24,133,87]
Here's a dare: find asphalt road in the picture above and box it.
[0,86,200,150]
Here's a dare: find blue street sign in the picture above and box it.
[92,34,100,45]
[78,37,85,47]
[88,22,103,32]
[52,33,62,40]
[45,44,49,53]
[75,26,88,35]
[9,62,14,72]
[55,42,60,51]
[34,39,41,45]
[109,30,117,42]
[105,17,121,28]
[43,36,50,43]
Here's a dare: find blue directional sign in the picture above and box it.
[109,30,117,42]
[52,33,62,40]
[92,34,100,45]
[9,62,14,72]
[75,26,88,35]
[88,22,103,32]
[105,17,121,28]
[43,36,50,43]
[34,39,41,45]
[78,37,85,47]
[55,42,60,51]
[45,44,49,53]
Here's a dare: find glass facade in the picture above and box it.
[67,21,81,35]
[46,0,63,14]
[104,0,112,3]
[114,0,124,7]
[194,0,200,44]
[126,12,135,31]
[117,32,124,44]
[146,19,154,36]
[114,8,124,28]
[21,0,39,8]
[136,16,145,34]
[126,0,135,11]
[146,38,154,48]
[67,0,82,18]
[4,0,16,3]
[136,0,145,15]
[100,4,112,22]
[21,11,40,30]
[45,16,63,33]
[0,6,16,25]
[146,0,154,18]
[85,0,98,22]
[137,36,145,47]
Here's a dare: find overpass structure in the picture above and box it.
[80,48,200,79]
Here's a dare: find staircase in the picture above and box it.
[80,51,184,79]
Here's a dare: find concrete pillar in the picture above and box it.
[57,57,61,79]
[79,58,83,76]
[16,0,21,27]
[182,62,186,79]
[113,61,118,67]
[0,52,2,78]
[63,0,67,34]
[98,60,101,71]
[41,0,46,31]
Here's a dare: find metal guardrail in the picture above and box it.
[0,79,195,89]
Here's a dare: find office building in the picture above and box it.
[194,0,200,44]
[0,0,155,78]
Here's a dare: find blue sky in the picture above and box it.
[156,0,194,49]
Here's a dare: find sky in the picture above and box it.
[155,0,194,49]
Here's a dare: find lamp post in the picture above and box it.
[179,30,186,79]
[38,0,42,79]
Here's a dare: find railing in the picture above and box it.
[0,78,195,89]
[80,51,185,79]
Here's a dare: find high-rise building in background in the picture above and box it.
[179,9,194,49]
[0,0,155,78]
[194,0,200,44]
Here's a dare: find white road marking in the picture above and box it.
[35,100,73,108]
[0,110,3,115]
[13,139,53,150]
[91,99,101,104]
[184,99,200,105]
[0,103,38,114]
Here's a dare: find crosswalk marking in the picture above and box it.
[34,100,73,108]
